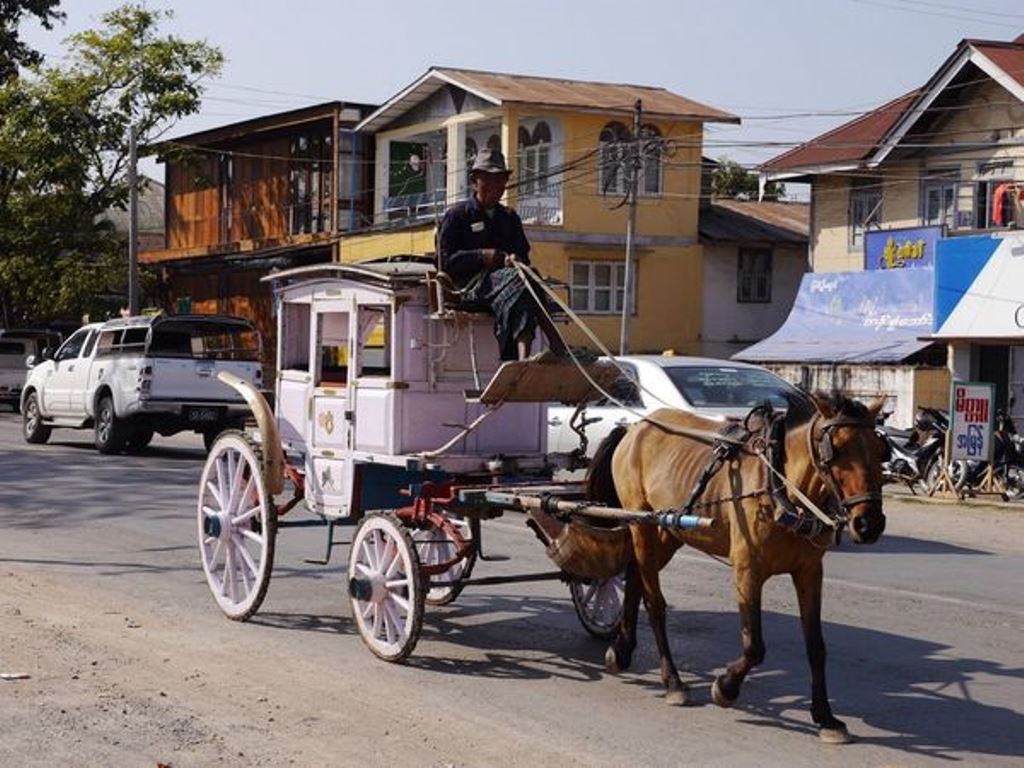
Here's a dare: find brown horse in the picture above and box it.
[586,391,887,743]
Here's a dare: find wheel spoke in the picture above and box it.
[355,562,374,578]
[372,530,383,569]
[232,505,261,526]
[209,539,224,571]
[205,482,223,511]
[236,542,259,579]
[388,591,411,613]
[371,603,382,639]
[228,454,246,515]
[239,528,264,546]
[225,545,237,604]
[360,538,374,570]
[385,578,410,590]
[382,540,402,579]
[382,603,397,645]
[214,458,228,512]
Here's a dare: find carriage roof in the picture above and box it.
[261,258,435,296]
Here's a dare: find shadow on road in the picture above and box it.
[833,533,992,556]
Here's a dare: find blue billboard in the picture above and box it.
[865,226,942,270]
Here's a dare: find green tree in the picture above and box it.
[0,0,63,82]
[711,157,785,201]
[0,3,223,326]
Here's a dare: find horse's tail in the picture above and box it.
[586,425,628,507]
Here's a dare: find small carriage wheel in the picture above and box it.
[348,513,425,662]
[413,515,476,606]
[197,431,276,621]
[570,573,625,640]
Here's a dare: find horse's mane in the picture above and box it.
[782,388,871,428]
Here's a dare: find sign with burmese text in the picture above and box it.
[865,226,941,270]
[949,381,995,462]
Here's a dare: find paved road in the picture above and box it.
[1,411,1023,766]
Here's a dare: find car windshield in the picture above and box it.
[664,365,797,409]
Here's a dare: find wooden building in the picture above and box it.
[142,101,376,376]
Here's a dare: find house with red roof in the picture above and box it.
[760,33,1024,273]
[740,34,1024,427]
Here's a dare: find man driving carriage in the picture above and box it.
[437,148,568,361]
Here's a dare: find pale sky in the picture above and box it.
[19,0,1024,189]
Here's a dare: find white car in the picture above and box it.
[0,329,62,412]
[21,314,263,453]
[547,355,801,457]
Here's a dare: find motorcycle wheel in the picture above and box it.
[999,465,1024,502]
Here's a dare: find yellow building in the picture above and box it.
[341,67,738,354]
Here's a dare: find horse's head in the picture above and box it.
[808,392,888,544]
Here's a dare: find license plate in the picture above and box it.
[185,406,222,424]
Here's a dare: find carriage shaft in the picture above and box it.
[482,491,715,530]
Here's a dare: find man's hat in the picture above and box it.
[470,148,511,176]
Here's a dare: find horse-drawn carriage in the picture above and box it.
[196,258,888,742]
[196,260,710,661]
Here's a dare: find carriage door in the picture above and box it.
[309,302,355,518]
[351,305,393,456]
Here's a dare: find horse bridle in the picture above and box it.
[809,413,884,520]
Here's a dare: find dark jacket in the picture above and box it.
[436,195,531,283]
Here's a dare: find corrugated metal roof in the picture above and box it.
[699,201,809,245]
[971,40,1024,90]
[760,90,920,174]
[357,67,738,133]
[762,35,1024,176]
[434,67,739,122]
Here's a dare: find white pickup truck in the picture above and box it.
[21,314,263,453]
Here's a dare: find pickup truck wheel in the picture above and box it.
[125,425,154,453]
[22,392,51,444]
[94,395,127,454]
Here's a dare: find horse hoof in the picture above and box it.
[604,645,623,674]
[665,686,688,707]
[711,676,736,709]
[818,725,853,745]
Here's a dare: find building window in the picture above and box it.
[518,121,552,197]
[569,260,634,314]
[922,170,958,228]
[849,179,882,249]
[975,161,1016,229]
[598,121,631,196]
[289,132,333,235]
[598,121,662,197]
[640,124,663,196]
[737,248,772,303]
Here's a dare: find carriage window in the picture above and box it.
[281,302,311,372]
[357,306,391,377]
[317,311,349,385]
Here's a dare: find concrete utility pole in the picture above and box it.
[619,99,641,355]
[127,122,140,316]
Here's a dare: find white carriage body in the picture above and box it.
[271,262,549,520]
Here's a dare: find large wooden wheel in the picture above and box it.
[570,573,625,640]
[348,513,424,662]
[197,431,276,621]
[413,515,475,606]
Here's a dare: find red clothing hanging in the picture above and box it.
[992,182,1022,226]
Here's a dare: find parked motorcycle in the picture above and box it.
[878,407,948,494]
[948,410,1024,502]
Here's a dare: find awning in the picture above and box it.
[932,233,1024,340]
[733,268,935,364]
